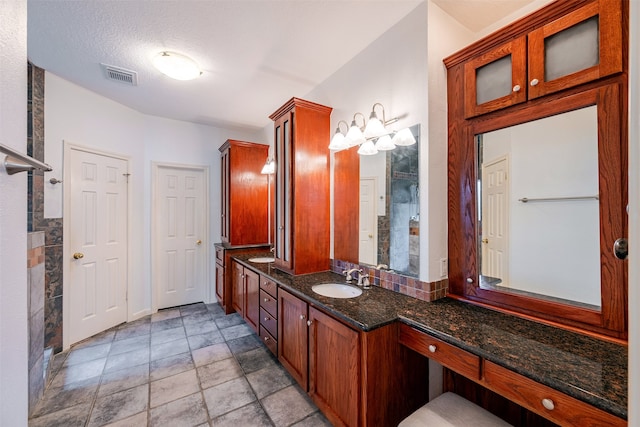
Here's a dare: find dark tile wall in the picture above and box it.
[28,63,64,353]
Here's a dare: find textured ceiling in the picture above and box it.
[27,0,537,131]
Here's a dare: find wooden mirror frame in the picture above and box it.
[445,0,628,341]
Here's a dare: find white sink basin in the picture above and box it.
[312,283,362,299]
[248,257,275,263]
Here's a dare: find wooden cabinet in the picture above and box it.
[231,261,260,333]
[269,98,332,275]
[463,0,622,118]
[219,139,269,246]
[278,288,428,427]
[483,361,625,427]
[214,244,269,314]
[258,276,278,355]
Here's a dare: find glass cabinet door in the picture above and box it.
[528,0,622,99]
[464,37,527,118]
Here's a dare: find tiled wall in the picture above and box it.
[28,63,64,353]
[331,259,448,302]
[27,232,45,415]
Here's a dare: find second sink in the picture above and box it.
[312,283,363,299]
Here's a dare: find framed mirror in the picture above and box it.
[449,83,627,339]
[477,106,600,309]
[359,125,420,277]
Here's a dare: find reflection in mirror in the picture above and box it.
[477,106,600,310]
[360,125,419,277]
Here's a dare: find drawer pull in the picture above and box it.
[264,336,270,341]
[264,317,271,321]
[264,298,270,302]
[541,398,555,411]
[428,344,437,353]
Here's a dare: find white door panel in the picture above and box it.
[359,177,377,265]
[155,165,207,309]
[68,148,128,346]
[482,156,509,285]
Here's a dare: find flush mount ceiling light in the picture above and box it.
[152,51,202,81]
[329,103,414,156]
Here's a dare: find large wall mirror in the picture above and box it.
[359,125,420,277]
[449,84,627,339]
[477,106,600,309]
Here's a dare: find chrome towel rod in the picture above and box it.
[518,195,599,203]
[0,143,52,175]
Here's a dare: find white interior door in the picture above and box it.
[481,156,509,284]
[154,164,208,309]
[67,146,128,346]
[359,177,377,265]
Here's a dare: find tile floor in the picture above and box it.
[29,302,333,427]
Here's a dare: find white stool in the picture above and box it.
[399,392,513,427]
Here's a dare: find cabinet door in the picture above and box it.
[528,0,622,99]
[231,261,244,316]
[278,288,308,389]
[215,262,224,304]
[274,112,293,271]
[308,307,360,427]
[244,268,260,333]
[464,36,527,118]
[220,147,230,243]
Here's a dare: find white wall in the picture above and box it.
[44,72,264,326]
[0,1,29,425]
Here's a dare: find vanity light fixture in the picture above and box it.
[152,51,202,81]
[261,157,275,175]
[329,103,412,155]
[329,121,350,151]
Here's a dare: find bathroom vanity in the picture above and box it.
[233,254,627,426]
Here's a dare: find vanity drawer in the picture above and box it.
[483,360,625,427]
[399,323,481,380]
[260,307,278,338]
[215,246,225,265]
[259,325,277,356]
[260,276,277,298]
[260,289,277,317]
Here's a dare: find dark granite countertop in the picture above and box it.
[233,254,628,420]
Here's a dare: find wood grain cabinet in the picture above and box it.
[278,288,428,427]
[258,276,278,355]
[231,261,260,333]
[464,0,622,118]
[219,139,269,246]
[269,98,332,275]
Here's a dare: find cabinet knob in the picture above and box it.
[530,78,539,86]
[300,314,306,320]
[428,344,437,353]
[264,336,270,341]
[541,398,555,411]
[264,298,270,302]
[466,277,474,284]
[307,320,313,326]
[512,84,521,92]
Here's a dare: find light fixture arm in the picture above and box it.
[352,112,366,129]
[336,120,350,135]
[0,143,53,175]
[371,102,386,124]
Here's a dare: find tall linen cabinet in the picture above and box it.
[269,98,332,275]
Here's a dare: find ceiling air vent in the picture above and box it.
[101,63,138,86]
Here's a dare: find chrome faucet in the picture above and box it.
[343,268,361,283]
[358,272,371,289]
[375,263,389,270]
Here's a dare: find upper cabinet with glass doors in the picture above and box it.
[464,0,622,118]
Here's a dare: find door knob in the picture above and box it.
[73,252,84,260]
[196,240,202,245]
[482,238,489,244]
[613,238,628,260]
[368,234,373,238]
